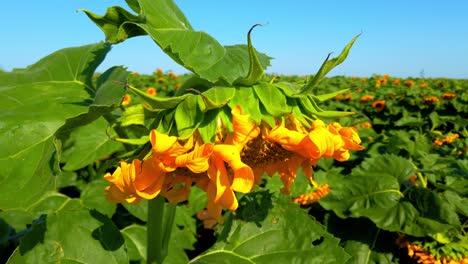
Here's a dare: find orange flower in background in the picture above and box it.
[392,78,401,85]
[375,80,382,88]
[423,96,440,104]
[155,68,163,75]
[442,93,456,100]
[157,77,165,83]
[356,122,372,129]
[168,71,179,80]
[122,94,131,106]
[333,94,344,100]
[359,95,375,102]
[381,74,389,84]
[146,87,157,96]
[419,83,429,88]
[335,93,352,100]
[372,100,386,111]
[403,80,415,87]
[433,133,459,146]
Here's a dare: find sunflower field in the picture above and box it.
[1,0,467,263]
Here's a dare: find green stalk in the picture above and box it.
[147,196,176,264]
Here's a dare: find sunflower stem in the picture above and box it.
[147,196,176,264]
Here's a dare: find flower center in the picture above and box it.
[241,136,292,167]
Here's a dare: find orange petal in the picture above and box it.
[213,144,254,193]
[134,158,166,200]
[266,125,306,152]
[149,130,195,170]
[230,105,260,149]
[175,143,213,173]
[339,126,365,151]
[207,154,229,202]
[206,182,223,219]
[104,160,141,204]
[149,130,178,154]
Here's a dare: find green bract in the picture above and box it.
[82,0,359,142]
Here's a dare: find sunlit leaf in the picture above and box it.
[191,194,349,263]
[7,200,127,263]
[0,42,121,210]
[81,0,271,84]
[60,117,122,171]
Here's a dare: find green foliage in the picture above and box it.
[191,195,350,264]
[2,0,467,262]
[80,0,272,85]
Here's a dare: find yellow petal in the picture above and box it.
[266,125,306,152]
[175,143,213,173]
[207,154,229,202]
[134,158,166,199]
[104,160,141,204]
[230,105,260,150]
[149,130,178,154]
[213,144,254,193]
[339,126,365,151]
[149,129,194,170]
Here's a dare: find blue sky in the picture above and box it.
[2,1,467,78]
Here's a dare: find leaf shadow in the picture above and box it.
[235,190,274,227]
[89,209,125,251]
[325,212,398,254]
[18,214,47,255]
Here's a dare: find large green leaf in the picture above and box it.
[319,172,454,237]
[355,154,416,184]
[0,42,111,210]
[7,199,127,264]
[60,116,122,171]
[191,194,349,263]
[81,0,272,84]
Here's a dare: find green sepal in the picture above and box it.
[253,82,290,117]
[228,87,262,124]
[312,110,356,118]
[299,34,360,95]
[218,107,233,133]
[127,84,190,110]
[175,95,203,139]
[198,87,236,112]
[154,109,176,134]
[260,105,276,128]
[120,104,146,126]
[297,97,319,117]
[274,82,302,97]
[235,24,265,86]
[197,109,222,143]
[288,98,312,129]
[313,88,350,102]
[114,136,149,145]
